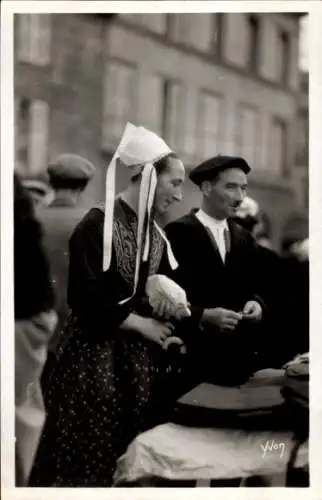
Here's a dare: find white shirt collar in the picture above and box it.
[196,209,228,231]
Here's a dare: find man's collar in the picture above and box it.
[196,208,228,229]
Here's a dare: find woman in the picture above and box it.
[29,124,186,487]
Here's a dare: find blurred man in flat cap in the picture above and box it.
[38,153,95,391]
[165,155,272,387]
[22,177,54,209]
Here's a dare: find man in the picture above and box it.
[165,155,269,387]
[22,177,54,209]
[38,153,95,390]
[233,196,286,368]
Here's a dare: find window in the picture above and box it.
[102,61,136,148]
[197,92,222,159]
[297,110,308,165]
[163,81,186,153]
[190,15,213,52]
[141,74,164,135]
[270,118,287,174]
[17,14,51,65]
[167,14,213,52]
[122,14,167,34]
[238,105,259,167]
[212,13,224,58]
[167,14,191,45]
[15,97,50,174]
[139,14,167,34]
[247,15,259,72]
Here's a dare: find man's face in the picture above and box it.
[154,157,185,215]
[203,168,248,219]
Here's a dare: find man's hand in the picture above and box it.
[202,308,242,332]
[242,300,262,323]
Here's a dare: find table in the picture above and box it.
[114,423,308,486]
[113,369,308,487]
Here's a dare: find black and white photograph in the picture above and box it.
[3,0,320,494]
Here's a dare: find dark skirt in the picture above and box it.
[29,315,179,487]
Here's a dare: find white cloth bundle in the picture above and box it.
[289,239,309,262]
[146,274,191,320]
[283,352,309,369]
[235,196,259,219]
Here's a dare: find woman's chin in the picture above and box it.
[155,205,167,216]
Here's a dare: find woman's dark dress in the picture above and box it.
[29,199,173,487]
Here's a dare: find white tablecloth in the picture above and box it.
[114,423,308,485]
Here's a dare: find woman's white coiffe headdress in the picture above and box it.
[103,122,179,301]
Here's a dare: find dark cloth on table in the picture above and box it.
[164,211,273,388]
[29,199,181,487]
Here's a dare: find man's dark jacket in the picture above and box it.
[38,197,89,352]
[164,210,274,387]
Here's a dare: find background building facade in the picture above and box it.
[14,12,307,247]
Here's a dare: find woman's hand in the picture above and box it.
[137,317,174,347]
[150,298,191,320]
[146,275,191,320]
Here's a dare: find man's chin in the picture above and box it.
[228,206,239,217]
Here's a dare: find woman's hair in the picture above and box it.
[131,152,178,183]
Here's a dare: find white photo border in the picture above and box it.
[1,2,321,499]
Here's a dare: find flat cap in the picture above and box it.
[189,155,251,187]
[48,154,95,182]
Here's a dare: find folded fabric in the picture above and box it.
[282,361,309,407]
[15,310,57,485]
[283,352,309,369]
[145,274,191,320]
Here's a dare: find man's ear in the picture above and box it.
[200,180,213,198]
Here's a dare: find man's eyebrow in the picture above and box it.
[226,182,248,187]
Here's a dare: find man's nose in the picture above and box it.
[235,188,244,202]
[174,189,183,202]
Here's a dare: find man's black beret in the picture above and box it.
[189,155,251,187]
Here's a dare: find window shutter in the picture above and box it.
[38,15,51,65]
[102,62,136,148]
[198,93,221,159]
[17,15,31,62]
[239,106,258,166]
[28,100,50,174]
[142,74,164,135]
[165,82,185,152]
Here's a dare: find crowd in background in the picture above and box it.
[14,143,309,486]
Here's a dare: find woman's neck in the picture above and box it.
[119,185,140,215]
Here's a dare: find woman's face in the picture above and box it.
[154,157,185,215]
